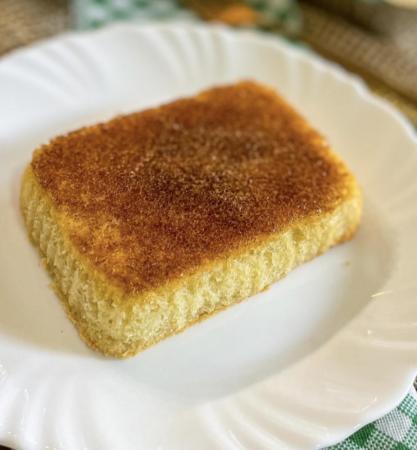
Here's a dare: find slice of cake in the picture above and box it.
[20,81,361,357]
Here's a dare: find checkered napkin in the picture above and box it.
[73,0,417,126]
[73,1,417,449]
[328,391,417,450]
[73,0,301,33]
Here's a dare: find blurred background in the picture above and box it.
[0,0,416,126]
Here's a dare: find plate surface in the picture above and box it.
[0,23,416,450]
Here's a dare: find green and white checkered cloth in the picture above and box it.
[73,1,416,448]
[73,0,301,34]
[327,391,417,450]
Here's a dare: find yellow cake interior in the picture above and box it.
[21,166,361,357]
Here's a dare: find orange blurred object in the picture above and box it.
[182,0,258,26]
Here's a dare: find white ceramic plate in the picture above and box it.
[0,23,416,450]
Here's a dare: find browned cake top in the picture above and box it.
[32,81,352,294]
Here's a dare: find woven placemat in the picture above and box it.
[1,0,416,127]
[0,0,70,55]
[300,0,417,125]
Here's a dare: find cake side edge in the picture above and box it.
[20,165,361,358]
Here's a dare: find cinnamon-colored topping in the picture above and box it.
[32,81,351,294]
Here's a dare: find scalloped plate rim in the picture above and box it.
[0,22,416,450]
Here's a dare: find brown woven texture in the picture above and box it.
[300,1,417,125]
[0,0,416,126]
[0,0,69,55]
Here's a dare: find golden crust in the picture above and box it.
[21,166,361,357]
[22,81,362,357]
[31,81,355,295]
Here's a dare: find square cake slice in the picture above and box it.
[21,81,361,357]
